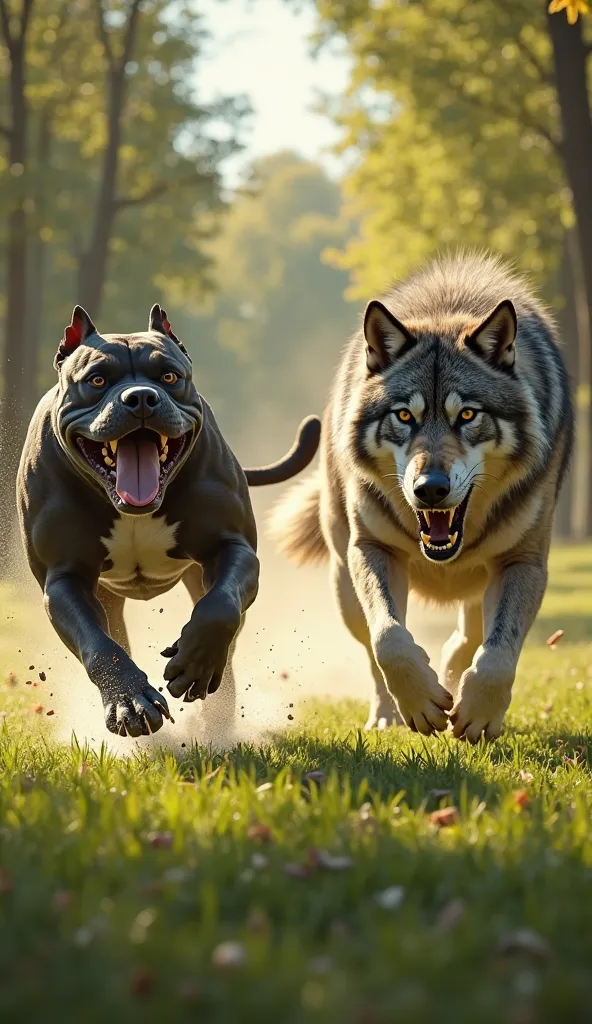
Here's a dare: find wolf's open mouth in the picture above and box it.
[76,427,188,508]
[414,488,472,563]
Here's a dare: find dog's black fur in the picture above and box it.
[17,304,319,737]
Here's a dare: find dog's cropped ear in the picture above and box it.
[363,301,416,373]
[148,303,189,356]
[54,306,97,370]
[466,300,517,370]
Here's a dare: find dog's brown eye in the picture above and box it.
[89,375,105,388]
[396,408,413,423]
[161,371,178,384]
[460,408,476,422]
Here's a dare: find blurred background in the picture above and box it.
[0,0,591,740]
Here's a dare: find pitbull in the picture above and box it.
[17,304,320,737]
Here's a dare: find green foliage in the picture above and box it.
[1,545,592,1020]
[311,0,571,299]
[181,151,353,437]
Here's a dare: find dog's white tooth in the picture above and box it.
[421,532,431,546]
[424,511,431,526]
[109,440,118,455]
[449,532,458,545]
[160,434,168,449]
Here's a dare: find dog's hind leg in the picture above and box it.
[331,556,403,730]
[439,600,482,700]
[98,585,130,656]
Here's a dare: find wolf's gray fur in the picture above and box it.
[270,254,573,742]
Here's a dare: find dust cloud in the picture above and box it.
[2,419,454,753]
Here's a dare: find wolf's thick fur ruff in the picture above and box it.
[270,254,573,742]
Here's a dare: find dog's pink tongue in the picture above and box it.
[115,435,160,507]
[430,511,450,544]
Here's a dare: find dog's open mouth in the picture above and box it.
[76,427,189,508]
[415,488,472,562]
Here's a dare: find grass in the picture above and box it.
[1,547,592,1022]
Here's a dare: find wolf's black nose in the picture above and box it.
[121,386,161,419]
[413,471,450,507]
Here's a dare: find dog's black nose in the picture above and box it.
[121,386,161,419]
[413,471,450,507]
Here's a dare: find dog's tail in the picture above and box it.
[243,415,321,487]
[267,471,328,566]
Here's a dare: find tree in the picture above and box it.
[183,151,353,458]
[306,0,592,533]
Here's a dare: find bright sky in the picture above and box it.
[197,0,351,185]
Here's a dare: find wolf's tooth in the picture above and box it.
[109,440,118,455]
[160,434,168,449]
[424,511,431,527]
[421,532,431,546]
[448,507,455,528]
[104,456,114,468]
[159,453,167,463]
[449,532,458,545]
[101,447,107,457]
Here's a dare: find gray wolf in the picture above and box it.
[270,254,573,743]
[17,304,320,737]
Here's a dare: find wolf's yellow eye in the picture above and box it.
[460,408,476,422]
[396,409,413,423]
[89,375,105,388]
[161,371,178,384]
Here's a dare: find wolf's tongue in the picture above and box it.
[429,511,450,544]
[115,435,160,507]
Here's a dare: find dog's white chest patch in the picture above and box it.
[100,515,192,589]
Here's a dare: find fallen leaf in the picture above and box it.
[211,941,247,969]
[303,771,326,785]
[546,629,564,647]
[497,928,551,961]
[311,848,353,871]
[429,806,459,827]
[131,969,154,997]
[147,831,173,850]
[374,885,405,910]
[513,789,530,808]
[247,823,273,843]
[518,770,534,783]
[282,862,310,879]
[435,898,465,932]
[52,889,73,911]
[429,788,452,802]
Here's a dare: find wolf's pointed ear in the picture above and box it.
[466,300,517,369]
[148,303,189,356]
[363,301,416,373]
[54,306,97,370]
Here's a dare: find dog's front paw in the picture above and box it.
[102,673,170,738]
[162,595,240,701]
[374,630,453,736]
[450,646,515,743]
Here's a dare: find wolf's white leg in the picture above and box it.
[330,555,403,729]
[451,560,548,743]
[439,601,483,700]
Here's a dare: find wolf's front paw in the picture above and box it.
[374,630,453,736]
[450,646,515,743]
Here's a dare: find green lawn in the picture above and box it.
[1,547,592,1022]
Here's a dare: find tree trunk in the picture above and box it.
[0,0,36,577]
[555,233,578,539]
[27,107,52,392]
[77,0,142,319]
[547,10,592,536]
